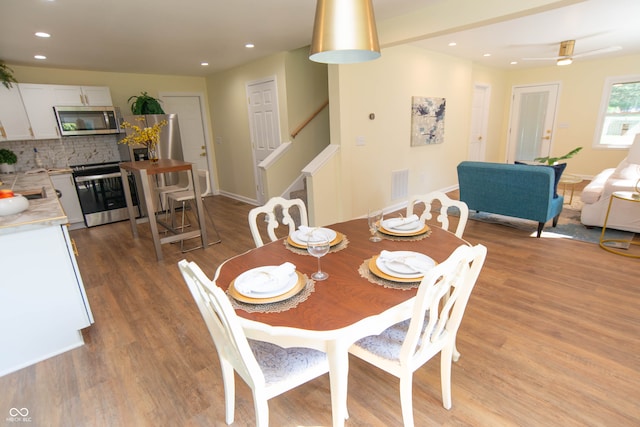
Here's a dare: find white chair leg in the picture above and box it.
[220,359,236,425]
[253,390,269,427]
[440,345,453,410]
[399,374,415,427]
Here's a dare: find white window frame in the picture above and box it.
[593,74,640,149]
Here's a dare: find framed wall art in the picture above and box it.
[410,96,446,146]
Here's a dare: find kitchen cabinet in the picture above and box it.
[17,84,114,140]
[0,85,33,140]
[0,171,93,376]
[0,225,93,376]
[18,83,60,139]
[50,172,85,228]
[53,85,113,106]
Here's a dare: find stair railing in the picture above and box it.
[290,100,329,139]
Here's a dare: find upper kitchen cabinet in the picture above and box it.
[18,84,60,139]
[0,85,33,141]
[53,85,113,107]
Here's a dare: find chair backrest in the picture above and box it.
[400,244,487,364]
[248,197,309,247]
[407,191,469,238]
[178,260,265,390]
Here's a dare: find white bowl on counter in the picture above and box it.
[0,194,29,216]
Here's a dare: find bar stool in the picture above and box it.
[167,169,221,252]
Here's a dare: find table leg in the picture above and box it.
[190,164,208,248]
[599,194,640,258]
[328,341,349,427]
[120,167,138,238]
[139,169,164,261]
[569,184,575,205]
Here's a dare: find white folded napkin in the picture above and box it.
[297,225,332,242]
[383,214,420,230]
[379,250,433,273]
[234,262,296,294]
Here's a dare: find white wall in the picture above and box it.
[324,45,485,222]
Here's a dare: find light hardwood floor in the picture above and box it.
[2,191,639,426]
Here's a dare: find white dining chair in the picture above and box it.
[178,259,330,427]
[167,169,221,251]
[406,191,469,239]
[248,196,309,247]
[348,243,487,427]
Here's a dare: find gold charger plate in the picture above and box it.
[379,223,430,237]
[368,256,423,283]
[229,271,306,304]
[286,231,344,249]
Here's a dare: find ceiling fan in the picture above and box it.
[522,40,622,66]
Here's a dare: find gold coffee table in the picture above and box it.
[599,191,640,258]
[559,173,582,204]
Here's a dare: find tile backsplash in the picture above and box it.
[2,135,122,170]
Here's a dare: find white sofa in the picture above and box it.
[581,135,640,232]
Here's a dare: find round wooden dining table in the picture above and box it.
[212,218,468,427]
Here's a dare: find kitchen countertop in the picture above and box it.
[0,171,67,235]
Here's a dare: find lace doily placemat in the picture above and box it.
[284,236,350,255]
[228,275,316,313]
[358,259,420,290]
[379,230,431,242]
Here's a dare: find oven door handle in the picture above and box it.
[74,172,123,182]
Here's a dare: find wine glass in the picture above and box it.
[368,209,383,242]
[307,237,330,281]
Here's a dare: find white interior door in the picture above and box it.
[469,84,491,161]
[159,93,212,188]
[246,77,281,204]
[507,84,559,163]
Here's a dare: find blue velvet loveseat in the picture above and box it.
[457,161,564,237]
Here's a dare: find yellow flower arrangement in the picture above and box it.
[119,117,167,149]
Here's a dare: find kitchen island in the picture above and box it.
[0,171,94,376]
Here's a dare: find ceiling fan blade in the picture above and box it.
[573,46,622,58]
[521,56,560,61]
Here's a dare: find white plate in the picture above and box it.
[376,251,435,279]
[290,227,337,245]
[380,218,423,233]
[234,266,298,298]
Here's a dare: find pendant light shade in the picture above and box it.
[309,0,381,64]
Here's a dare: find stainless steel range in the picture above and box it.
[71,162,140,227]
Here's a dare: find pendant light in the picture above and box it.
[309,0,381,64]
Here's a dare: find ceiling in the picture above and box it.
[411,0,640,69]
[1,0,639,77]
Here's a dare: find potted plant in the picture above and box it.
[0,148,18,173]
[535,146,583,165]
[0,60,18,89]
[127,92,165,114]
[535,146,582,198]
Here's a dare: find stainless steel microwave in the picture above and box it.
[54,106,121,136]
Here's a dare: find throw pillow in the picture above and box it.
[515,161,566,198]
[610,158,637,180]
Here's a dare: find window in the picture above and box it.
[594,74,640,148]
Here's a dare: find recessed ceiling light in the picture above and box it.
[245,43,255,49]
[448,42,457,47]
[34,55,46,60]
[483,53,491,57]
[510,61,518,65]
[35,32,51,38]
[200,62,209,66]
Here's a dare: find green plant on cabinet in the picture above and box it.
[127,92,165,115]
